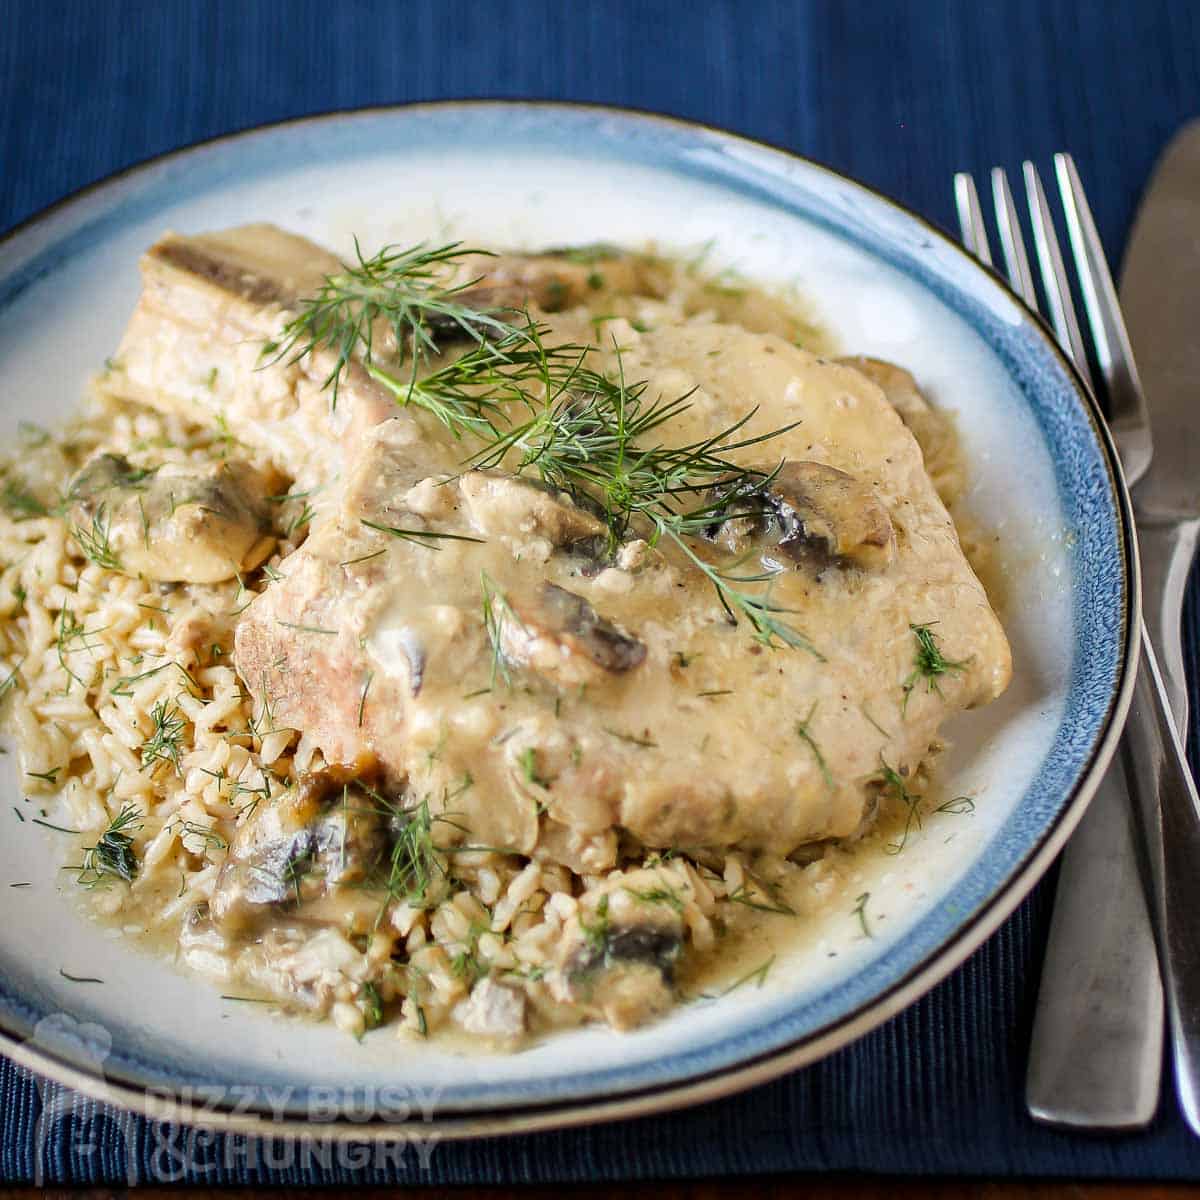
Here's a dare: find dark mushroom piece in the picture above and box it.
[209,769,389,936]
[709,460,895,571]
[67,452,279,583]
[500,582,646,688]
[552,876,685,1030]
[767,461,895,570]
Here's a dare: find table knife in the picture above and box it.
[1121,118,1200,741]
[1118,118,1200,1136]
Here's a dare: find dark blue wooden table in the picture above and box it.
[2,0,1199,1185]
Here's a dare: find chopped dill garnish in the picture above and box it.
[879,759,922,854]
[604,727,657,748]
[624,880,685,913]
[70,506,124,572]
[480,571,519,689]
[375,797,454,918]
[26,767,60,785]
[172,819,227,851]
[59,969,104,984]
[795,702,834,790]
[109,661,199,698]
[360,980,384,1031]
[518,747,550,789]
[901,622,967,714]
[860,703,892,739]
[935,795,976,815]
[140,700,186,774]
[55,606,106,692]
[851,892,873,938]
[12,806,24,822]
[655,522,822,656]
[725,882,796,917]
[697,689,733,698]
[72,804,142,888]
[580,894,611,957]
[31,816,76,834]
[360,519,485,549]
[275,618,339,636]
[339,548,387,568]
[720,954,775,996]
[9,882,31,888]
[285,500,316,537]
[358,670,373,728]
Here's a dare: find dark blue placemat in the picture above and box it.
[2,0,1200,1185]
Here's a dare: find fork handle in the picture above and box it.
[1136,516,1200,743]
[1124,621,1200,1136]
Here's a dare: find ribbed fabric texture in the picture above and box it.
[1,0,1199,1183]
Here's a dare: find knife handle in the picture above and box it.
[1025,748,1163,1129]
[1136,515,1200,742]
[1124,623,1200,1137]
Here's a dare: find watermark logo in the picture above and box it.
[21,1012,444,1184]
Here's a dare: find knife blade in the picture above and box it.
[1121,118,1200,738]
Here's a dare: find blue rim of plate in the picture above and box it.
[0,100,1138,1138]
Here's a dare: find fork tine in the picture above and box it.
[954,173,993,265]
[991,168,1038,307]
[1022,161,1095,391]
[1053,153,1150,430]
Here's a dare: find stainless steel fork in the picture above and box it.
[954,159,1164,1130]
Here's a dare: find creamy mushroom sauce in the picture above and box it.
[4,227,1010,1045]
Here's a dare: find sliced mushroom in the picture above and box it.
[551,871,685,1030]
[500,582,646,688]
[765,461,895,570]
[459,470,607,551]
[67,453,279,583]
[210,769,388,935]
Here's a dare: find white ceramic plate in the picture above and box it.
[0,103,1136,1138]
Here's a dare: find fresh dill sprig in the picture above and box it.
[360,519,485,549]
[851,892,873,938]
[725,882,796,917]
[655,521,822,655]
[580,893,612,957]
[472,350,791,550]
[879,759,922,854]
[273,234,816,654]
[140,700,186,774]
[70,505,123,572]
[0,657,22,700]
[935,794,976,815]
[264,240,523,406]
[480,571,520,690]
[171,818,227,852]
[795,702,834,789]
[901,622,966,714]
[717,954,775,997]
[368,322,579,440]
[73,804,142,889]
[379,796,449,915]
[624,880,685,913]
